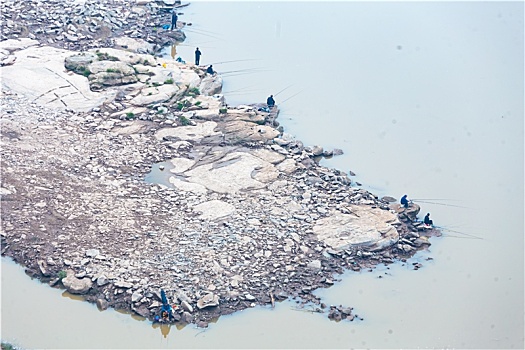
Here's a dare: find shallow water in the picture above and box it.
[2,1,524,349]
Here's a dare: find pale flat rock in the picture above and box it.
[155,121,220,141]
[276,158,298,174]
[179,67,201,88]
[184,152,274,193]
[169,158,196,173]
[144,65,181,85]
[114,37,154,54]
[130,84,180,106]
[0,38,39,52]
[0,45,113,111]
[313,205,399,251]
[250,148,286,164]
[169,176,207,194]
[193,200,235,220]
[221,120,280,142]
[111,121,149,135]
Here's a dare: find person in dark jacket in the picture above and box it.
[424,213,433,226]
[195,47,202,65]
[267,95,275,108]
[206,65,215,74]
[170,10,178,30]
[400,194,410,208]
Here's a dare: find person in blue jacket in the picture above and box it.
[424,213,434,226]
[400,194,410,208]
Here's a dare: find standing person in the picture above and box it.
[400,194,410,208]
[170,9,178,30]
[424,213,434,226]
[195,47,202,65]
[267,95,275,108]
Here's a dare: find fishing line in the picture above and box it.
[274,84,294,97]
[436,226,484,240]
[413,200,468,209]
[412,198,462,202]
[209,58,261,65]
[279,90,303,105]
[183,28,224,41]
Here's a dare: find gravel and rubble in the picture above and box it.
[0,0,441,328]
[0,87,439,327]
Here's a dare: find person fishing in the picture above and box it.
[400,194,410,208]
[267,94,275,108]
[170,9,178,30]
[195,47,202,65]
[206,65,215,74]
[424,213,434,226]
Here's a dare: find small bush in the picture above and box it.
[96,52,119,61]
[164,78,174,84]
[58,270,67,280]
[219,107,228,114]
[152,82,161,87]
[125,112,135,120]
[176,100,192,111]
[195,101,202,106]
[179,116,191,126]
[187,87,200,96]
[106,68,120,73]
[77,66,91,77]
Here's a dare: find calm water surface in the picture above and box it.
[2,1,523,349]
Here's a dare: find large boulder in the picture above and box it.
[87,61,138,90]
[64,52,98,74]
[129,84,181,106]
[199,74,223,96]
[313,205,400,252]
[62,270,93,294]
[87,48,156,66]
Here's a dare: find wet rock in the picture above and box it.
[311,145,323,156]
[196,293,219,309]
[181,300,193,313]
[62,270,93,294]
[37,260,50,276]
[96,298,109,311]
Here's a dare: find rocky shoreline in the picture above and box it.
[1,0,439,328]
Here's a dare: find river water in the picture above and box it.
[2,1,523,349]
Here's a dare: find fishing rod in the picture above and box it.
[183,28,223,41]
[278,90,303,105]
[441,234,480,240]
[274,84,294,97]
[174,43,216,49]
[412,198,461,202]
[435,226,483,240]
[413,200,468,209]
[220,71,268,78]
[220,67,268,74]
[209,58,261,65]
[183,25,222,35]
[223,84,258,93]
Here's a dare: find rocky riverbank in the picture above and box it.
[0,0,439,328]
